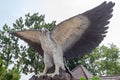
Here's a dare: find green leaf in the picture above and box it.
[80,77,86,80]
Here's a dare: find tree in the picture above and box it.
[96,44,120,75]
[0,13,56,77]
[67,44,120,76]
[0,56,20,80]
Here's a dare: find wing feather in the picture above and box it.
[52,15,90,51]
[10,30,43,56]
[51,1,115,59]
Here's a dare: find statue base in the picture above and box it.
[29,69,77,80]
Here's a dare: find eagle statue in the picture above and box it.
[10,1,115,77]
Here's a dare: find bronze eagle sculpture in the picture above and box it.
[10,1,115,77]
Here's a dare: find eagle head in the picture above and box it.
[41,27,50,35]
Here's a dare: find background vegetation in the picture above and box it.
[0,13,120,79]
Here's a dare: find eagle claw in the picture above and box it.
[35,72,46,78]
[47,72,59,78]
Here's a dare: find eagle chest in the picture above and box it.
[40,35,57,53]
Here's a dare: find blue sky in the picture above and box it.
[0,0,120,80]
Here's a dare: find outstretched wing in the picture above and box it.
[51,1,115,59]
[10,30,43,56]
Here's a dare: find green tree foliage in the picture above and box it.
[0,57,20,80]
[0,13,56,77]
[67,44,120,76]
[80,76,100,80]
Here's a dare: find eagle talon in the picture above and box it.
[35,74,40,78]
[47,73,59,78]
[35,72,46,78]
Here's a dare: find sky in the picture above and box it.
[0,0,120,80]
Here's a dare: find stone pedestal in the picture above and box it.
[29,69,76,80]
